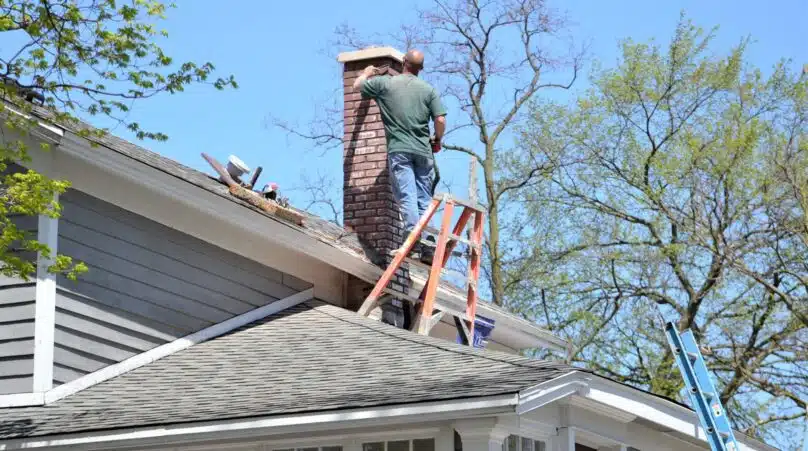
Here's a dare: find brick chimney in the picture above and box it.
[338,47,409,308]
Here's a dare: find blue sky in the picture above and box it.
[93,0,808,217]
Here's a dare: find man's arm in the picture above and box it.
[433,115,446,142]
[432,115,446,152]
[429,88,448,152]
[352,65,378,91]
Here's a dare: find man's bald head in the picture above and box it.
[403,49,425,75]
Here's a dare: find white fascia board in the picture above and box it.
[51,129,563,352]
[0,394,517,450]
[0,103,65,143]
[0,392,44,408]
[42,288,313,404]
[585,377,778,451]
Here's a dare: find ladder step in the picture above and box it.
[423,226,480,248]
[687,351,699,361]
[389,246,464,259]
[433,193,485,212]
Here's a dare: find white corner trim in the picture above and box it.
[2,394,516,450]
[32,193,59,393]
[337,47,404,63]
[0,392,44,408]
[42,288,314,404]
[516,371,590,415]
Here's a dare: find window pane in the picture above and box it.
[413,439,435,451]
[363,443,384,451]
[535,442,546,451]
[388,441,409,451]
[507,435,519,451]
[322,447,343,451]
[521,438,534,451]
[273,449,293,451]
[298,448,318,451]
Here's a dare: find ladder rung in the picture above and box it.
[433,193,485,212]
[703,391,715,400]
[389,246,464,258]
[424,226,475,246]
[687,351,699,361]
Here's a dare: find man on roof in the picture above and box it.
[352,49,447,265]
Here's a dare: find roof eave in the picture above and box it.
[34,121,566,353]
[1,394,517,450]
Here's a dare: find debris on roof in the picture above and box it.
[201,152,304,225]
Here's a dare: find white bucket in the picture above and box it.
[226,155,250,179]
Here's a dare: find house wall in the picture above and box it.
[0,210,39,394]
[0,275,36,395]
[51,189,313,387]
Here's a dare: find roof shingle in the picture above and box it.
[0,301,578,440]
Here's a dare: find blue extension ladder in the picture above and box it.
[664,321,741,451]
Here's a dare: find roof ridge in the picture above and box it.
[304,301,578,373]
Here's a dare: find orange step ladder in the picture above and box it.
[357,193,485,345]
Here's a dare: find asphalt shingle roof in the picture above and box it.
[0,301,578,440]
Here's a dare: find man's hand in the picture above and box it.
[352,65,380,90]
[430,136,441,153]
[363,65,378,77]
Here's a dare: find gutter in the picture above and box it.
[0,371,777,451]
[0,395,518,450]
[410,272,569,352]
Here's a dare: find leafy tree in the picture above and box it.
[0,0,236,280]
[519,15,807,448]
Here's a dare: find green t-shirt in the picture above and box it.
[360,74,446,157]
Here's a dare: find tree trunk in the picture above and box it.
[483,156,504,306]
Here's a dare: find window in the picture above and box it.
[363,438,435,451]
[503,435,546,451]
[274,447,342,451]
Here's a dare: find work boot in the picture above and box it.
[420,235,436,265]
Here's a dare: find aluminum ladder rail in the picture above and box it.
[665,322,741,451]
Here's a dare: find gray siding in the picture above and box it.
[53,189,312,387]
[0,210,38,395]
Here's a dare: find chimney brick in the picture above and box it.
[339,48,411,303]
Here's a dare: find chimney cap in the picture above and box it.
[337,46,404,64]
